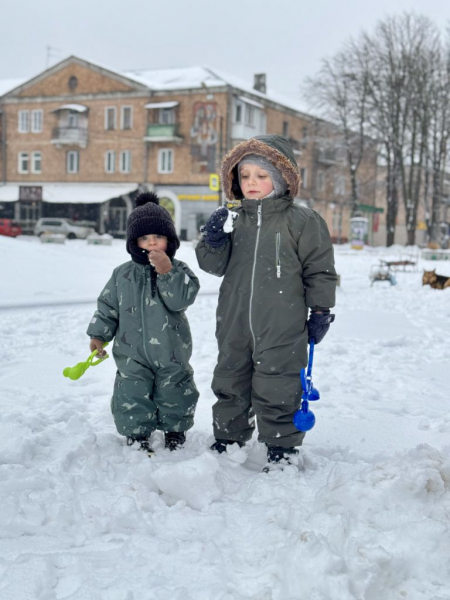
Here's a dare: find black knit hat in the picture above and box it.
[126,192,180,264]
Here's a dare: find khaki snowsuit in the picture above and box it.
[87,259,200,438]
[196,135,337,448]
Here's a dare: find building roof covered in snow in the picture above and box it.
[0,56,312,119]
[124,65,312,117]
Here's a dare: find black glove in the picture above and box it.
[201,207,229,248]
[307,311,335,345]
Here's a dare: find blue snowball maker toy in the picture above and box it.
[293,340,320,432]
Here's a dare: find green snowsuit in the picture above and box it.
[87,259,200,438]
[196,135,337,448]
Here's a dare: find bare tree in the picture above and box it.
[426,40,450,245]
[305,12,450,247]
[402,19,441,245]
[362,15,426,245]
[305,45,370,217]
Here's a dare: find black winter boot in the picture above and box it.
[165,431,186,451]
[126,436,154,455]
[210,438,245,454]
[263,445,299,472]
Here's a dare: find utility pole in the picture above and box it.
[1,108,7,185]
[218,115,223,207]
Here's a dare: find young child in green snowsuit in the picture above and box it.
[87,192,200,453]
[196,135,337,468]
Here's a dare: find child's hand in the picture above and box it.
[89,338,107,357]
[149,250,172,274]
[201,207,230,247]
[307,311,335,345]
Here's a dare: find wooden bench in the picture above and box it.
[379,258,417,272]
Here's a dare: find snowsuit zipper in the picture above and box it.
[141,267,152,364]
[276,232,281,279]
[249,202,262,355]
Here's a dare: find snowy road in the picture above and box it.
[0,236,449,600]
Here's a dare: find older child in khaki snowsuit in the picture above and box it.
[88,193,200,453]
[196,135,337,467]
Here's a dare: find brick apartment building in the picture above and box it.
[0,56,378,241]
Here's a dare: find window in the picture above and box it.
[245,105,255,126]
[302,126,308,147]
[282,121,289,137]
[259,112,266,133]
[334,174,346,196]
[68,112,79,128]
[316,171,324,192]
[158,149,173,174]
[336,147,346,161]
[18,152,29,173]
[105,151,116,174]
[235,103,242,123]
[333,208,341,232]
[18,110,29,133]
[158,108,175,125]
[31,110,43,133]
[105,107,116,130]
[120,150,131,173]
[121,106,133,130]
[66,151,79,174]
[68,76,78,91]
[31,151,42,174]
[300,168,308,189]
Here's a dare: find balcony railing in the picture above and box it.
[317,148,339,165]
[51,127,88,147]
[144,124,182,142]
[288,138,304,153]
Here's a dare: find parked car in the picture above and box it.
[0,218,23,237]
[33,218,96,239]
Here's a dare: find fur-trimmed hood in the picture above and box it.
[221,135,301,200]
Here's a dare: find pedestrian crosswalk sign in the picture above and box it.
[209,174,220,191]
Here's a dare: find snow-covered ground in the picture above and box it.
[0,235,449,600]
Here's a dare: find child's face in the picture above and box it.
[239,164,274,199]
[137,234,168,253]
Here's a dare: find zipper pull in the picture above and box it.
[276,232,281,278]
[257,203,262,227]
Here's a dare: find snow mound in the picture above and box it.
[151,452,221,510]
[0,422,31,465]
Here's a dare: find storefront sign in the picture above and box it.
[19,186,42,201]
[178,194,219,201]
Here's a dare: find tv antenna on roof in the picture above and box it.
[46,46,63,69]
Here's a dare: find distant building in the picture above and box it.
[0,56,378,241]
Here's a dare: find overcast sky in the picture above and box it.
[1,0,449,105]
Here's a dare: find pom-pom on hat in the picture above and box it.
[126,192,180,263]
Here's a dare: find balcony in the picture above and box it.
[51,127,88,148]
[288,138,303,155]
[317,148,338,165]
[143,124,183,143]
